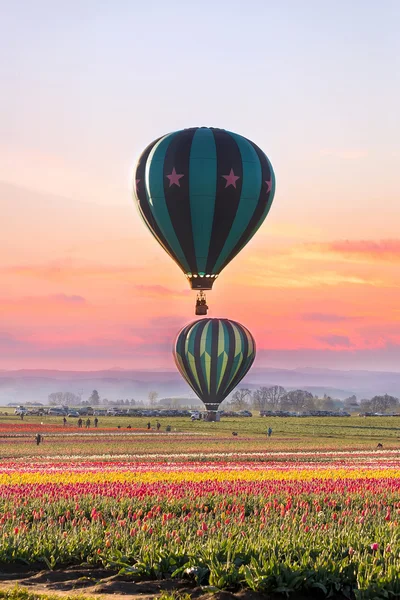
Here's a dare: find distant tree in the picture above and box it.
[48,391,80,406]
[89,390,100,406]
[129,398,136,406]
[360,399,372,412]
[344,395,358,411]
[370,394,399,413]
[281,389,315,412]
[317,395,336,411]
[48,392,63,406]
[231,388,252,410]
[148,391,159,407]
[252,386,286,411]
[62,392,80,406]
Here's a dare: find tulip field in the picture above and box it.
[1,418,400,599]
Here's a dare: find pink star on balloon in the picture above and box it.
[167,168,184,187]
[265,178,272,192]
[135,179,140,192]
[222,168,240,188]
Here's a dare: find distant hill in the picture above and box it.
[1,367,400,404]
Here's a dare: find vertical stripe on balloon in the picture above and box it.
[134,136,176,260]
[163,129,198,272]
[218,142,275,273]
[212,133,262,273]
[174,324,202,398]
[193,320,209,399]
[205,130,243,274]
[189,128,217,275]
[209,319,219,399]
[146,133,191,273]
[217,320,237,398]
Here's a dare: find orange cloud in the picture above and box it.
[316,334,353,348]
[133,285,191,298]
[302,312,360,323]
[306,239,400,262]
[1,262,137,280]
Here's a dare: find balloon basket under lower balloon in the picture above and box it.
[204,411,220,422]
[195,291,208,315]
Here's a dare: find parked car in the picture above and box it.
[14,408,27,416]
[48,408,68,416]
[67,410,80,417]
[238,410,252,417]
[190,411,201,421]
[78,407,94,416]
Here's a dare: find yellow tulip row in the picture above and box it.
[0,467,399,486]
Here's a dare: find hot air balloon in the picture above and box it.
[174,318,256,420]
[134,127,275,315]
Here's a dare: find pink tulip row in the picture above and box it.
[1,456,400,473]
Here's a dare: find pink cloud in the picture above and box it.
[1,262,141,280]
[310,239,400,260]
[133,285,191,298]
[302,312,358,323]
[51,294,86,304]
[316,335,353,348]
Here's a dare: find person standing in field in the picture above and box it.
[63,417,67,427]
[86,418,91,429]
[35,433,42,445]
[267,427,273,437]
[94,417,98,428]
[78,418,82,428]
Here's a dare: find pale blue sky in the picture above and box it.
[1,0,399,231]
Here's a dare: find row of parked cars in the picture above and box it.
[14,406,202,418]
[220,410,253,417]
[14,406,256,419]
[359,412,400,417]
[104,409,196,417]
[14,406,95,417]
[259,410,351,417]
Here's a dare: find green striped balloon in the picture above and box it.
[134,127,275,291]
[174,318,256,411]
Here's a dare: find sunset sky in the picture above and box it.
[1,0,400,371]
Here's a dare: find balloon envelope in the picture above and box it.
[174,318,256,412]
[134,127,275,290]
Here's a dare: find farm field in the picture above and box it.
[2,415,400,456]
[1,416,400,600]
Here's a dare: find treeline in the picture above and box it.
[47,390,164,408]
[225,387,400,414]
[47,387,400,414]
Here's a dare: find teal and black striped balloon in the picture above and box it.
[134,127,275,290]
[174,318,256,411]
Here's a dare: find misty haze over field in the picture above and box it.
[1,368,400,406]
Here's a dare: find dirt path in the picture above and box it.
[0,566,350,600]
[0,567,199,599]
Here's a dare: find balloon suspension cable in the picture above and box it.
[195,291,208,316]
